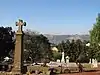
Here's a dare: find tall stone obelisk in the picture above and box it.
[12,19,26,74]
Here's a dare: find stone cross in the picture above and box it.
[16,19,26,32]
[12,19,26,74]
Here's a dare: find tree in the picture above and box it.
[52,51,61,61]
[90,13,100,44]
[90,13,100,61]
[57,39,89,63]
[69,39,77,62]
[0,27,15,61]
[64,40,70,57]
[24,30,53,63]
[76,39,89,63]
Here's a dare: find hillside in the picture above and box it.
[44,34,89,44]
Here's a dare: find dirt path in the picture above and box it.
[59,71,100,75]
[59,64,100,75]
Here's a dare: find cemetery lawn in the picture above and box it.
[27,65,62,74]
[27,64,97,74]
[83,64,92,70]
[27,66,49,72]
[83,64,98,71]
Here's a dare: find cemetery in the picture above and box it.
[0,1,100,75]
[0,16,100,75]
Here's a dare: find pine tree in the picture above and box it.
[90,13,100,60]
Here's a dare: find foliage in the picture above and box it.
[24,30,53,63]
[52,51,61,61]
[90,13,100,61]
[57,39,89,63]
[0,27,15,61]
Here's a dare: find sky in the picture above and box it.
[0,0,100,35]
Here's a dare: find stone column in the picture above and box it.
[12,19,26,74]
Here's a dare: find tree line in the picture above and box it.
[0,27,92,63]
[55,39,90,63]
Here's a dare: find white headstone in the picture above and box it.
[61,52,65,63]
[66,56,69,63]
[57,59,60,63]
[92,59,95,64]
[4,57,10,61]
[86,43,90,46]
[92,59,98,68]
[89,59,92,64]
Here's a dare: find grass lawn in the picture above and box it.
[27,64,96,74]
[27,65,62,74]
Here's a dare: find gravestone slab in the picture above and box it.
[66,56,69,63]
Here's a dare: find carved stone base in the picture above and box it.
[11,72,22,75]
[0,72,22,75]
[12,67,22,74]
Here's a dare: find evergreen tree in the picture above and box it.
[64,40,70,57]
[90,13,100,61]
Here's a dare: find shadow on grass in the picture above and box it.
[59,69,100,74]
[84,69,100,72]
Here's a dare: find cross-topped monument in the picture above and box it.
[16,19,26,32]
[12,19,26,74]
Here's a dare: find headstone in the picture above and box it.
[61,52,65,63]
[92,59,95,63]
[56,59,60,63]
[89,59,91,64]
[92,59,98,68]
[4,57,10,61]
[12,19,26,74]
[66,56,69,63]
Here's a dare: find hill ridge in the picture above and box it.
[44,34,89,44]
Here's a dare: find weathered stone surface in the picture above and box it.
[12,19,26,74]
